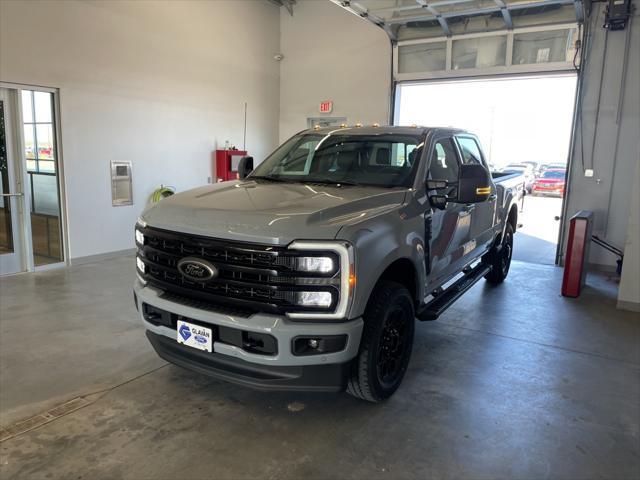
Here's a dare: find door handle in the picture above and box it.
[459,204,475,217]
[0,193,24,197]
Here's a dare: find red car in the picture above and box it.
[532,169,566,197]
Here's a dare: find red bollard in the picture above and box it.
[562,211,594,298]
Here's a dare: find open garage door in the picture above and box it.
[333,1,586,266]
[395,74,577,265]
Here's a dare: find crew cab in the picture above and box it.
[133,126,520,402]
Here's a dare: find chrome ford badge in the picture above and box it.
[177,257,218,282]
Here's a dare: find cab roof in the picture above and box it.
[299,125,469,137]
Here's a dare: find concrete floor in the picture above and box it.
[1,255,638,479]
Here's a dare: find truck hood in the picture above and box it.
[141,180,407,245]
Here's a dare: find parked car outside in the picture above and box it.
[521,161,540,176]
[531,168,566,197]
[501,163,535,193]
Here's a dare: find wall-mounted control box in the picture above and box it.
[111,161,133,206]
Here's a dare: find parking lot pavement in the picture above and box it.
[514,195,564,265]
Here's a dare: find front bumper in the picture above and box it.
[134,280,363,391]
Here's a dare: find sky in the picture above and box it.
[396,75,578,168]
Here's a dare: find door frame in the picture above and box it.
[0,81,70,272]
[392,71,578,266]
[0,88,29,274]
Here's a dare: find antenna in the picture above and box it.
[243,102,247,151]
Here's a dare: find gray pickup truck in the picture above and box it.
[133,126,521,402]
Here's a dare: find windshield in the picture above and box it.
[249,133,424,187]
[541,170,566,179]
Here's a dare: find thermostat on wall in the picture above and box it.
[111,161,133,206]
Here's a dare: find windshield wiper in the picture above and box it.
[249,175,288,183]
[300,179,360,187]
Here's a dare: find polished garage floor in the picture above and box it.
[1,255,638,479]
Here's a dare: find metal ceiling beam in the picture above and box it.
[335,1,399,40]
[493,0,514,29]
[266,0,295,16]
[375,0,576,26]
[331,0,584,41]
[574,0,584,22]
[416,0,451,36]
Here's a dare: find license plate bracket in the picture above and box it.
[176,319,213,352]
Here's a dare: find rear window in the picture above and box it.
[542,170,565,179]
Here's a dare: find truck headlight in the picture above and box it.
[135,229,145,245]
[136,256,146,274]
[287,241,354,320]
[296,291,333,308]
[296,256,334,273]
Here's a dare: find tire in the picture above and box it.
[347,281,415,403]
[484,222,514,284]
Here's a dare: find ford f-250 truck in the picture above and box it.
[133,126,522,402]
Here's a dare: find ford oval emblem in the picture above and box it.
[177,257,218,282]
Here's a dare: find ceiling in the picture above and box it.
[330,0,586,40]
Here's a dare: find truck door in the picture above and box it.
[455,135,497,256]
[426,137,470,286]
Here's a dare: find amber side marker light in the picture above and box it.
[476,187,492,195]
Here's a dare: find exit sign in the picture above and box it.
[319,100,333,113]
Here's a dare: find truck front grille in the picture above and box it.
[136,226,340,315]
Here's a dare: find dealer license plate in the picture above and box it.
[176,319,213,353]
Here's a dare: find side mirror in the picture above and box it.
[456,164,492,203]
[238,156,254,179]
[426,179,448,190]
[429,194,448,210]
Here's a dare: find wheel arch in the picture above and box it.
[371,258,419,310]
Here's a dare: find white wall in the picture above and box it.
[617,158,640,311]
[0,0,281,260]
[279,0,391,142]
[562,5,640,270]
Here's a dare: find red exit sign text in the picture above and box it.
[319,101,333,113]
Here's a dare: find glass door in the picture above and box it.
[21,90,64,267]
[0,85,65,275]
[0,88,26,275]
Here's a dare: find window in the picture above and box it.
[429,138,459,184]
[251,134,423,188]
[541,170,566,179]
[456,137,483,165]
[277,139,318,174]
[20,90,63,266]
[398,42,447,73]
[452,36,507,70]
[21,91,55,173]
[513,29,577,65]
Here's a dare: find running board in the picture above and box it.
[416,263,492,321]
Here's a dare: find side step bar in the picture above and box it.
[416,263,492,321]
